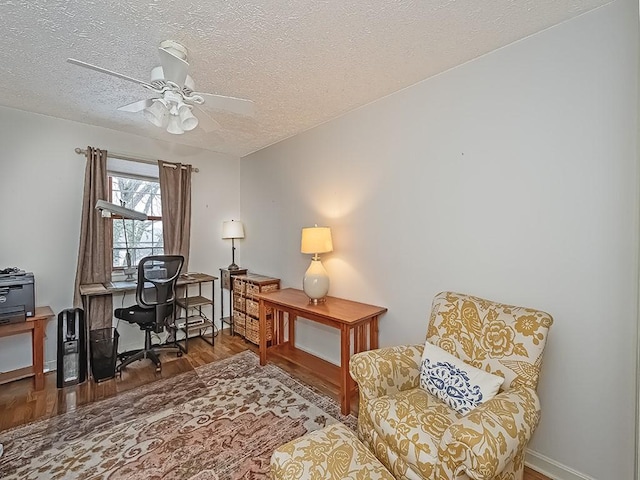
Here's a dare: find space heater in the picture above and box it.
[56,308,87,388]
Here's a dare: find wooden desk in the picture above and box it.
[0,306,54,390]
[79,273,218,298]
[79,273,218,321]
[255,288,387,415]
[79,273,217,376]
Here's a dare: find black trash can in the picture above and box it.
[89,328,119,382]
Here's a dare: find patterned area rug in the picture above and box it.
[0,351,357,479]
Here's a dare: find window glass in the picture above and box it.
[110,176,163,269]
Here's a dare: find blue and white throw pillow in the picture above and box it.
[419,341,504,414]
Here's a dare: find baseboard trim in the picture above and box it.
[526,450,597,480]
[44,359,56,373]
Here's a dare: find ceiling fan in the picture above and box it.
[67,40,255,135]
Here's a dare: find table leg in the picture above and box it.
[32,318,45,390]
[340,324,352,415]
[228,283,234,335]
[277,310,285,345]
[355,324,367,354]
[354,325,360,354]
[288,313,296,348]
[362,324,368,352]
[369,316,379,350]
[259,299,267,366]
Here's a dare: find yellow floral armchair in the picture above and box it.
[349,291,553,480]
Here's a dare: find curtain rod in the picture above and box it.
[74,148,199,173]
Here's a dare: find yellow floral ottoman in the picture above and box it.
[270,423,395,480]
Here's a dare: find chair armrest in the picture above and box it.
[349,345,424,400]
[437,386,541,480]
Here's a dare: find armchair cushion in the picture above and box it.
[437,386,541,480]
[420,341,504,414]
[368,388,462,475]
[350,344,424,401]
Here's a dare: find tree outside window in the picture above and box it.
[110,176,163,269]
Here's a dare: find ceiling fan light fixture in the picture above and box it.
[178,104,199,131]
[167,115,185,135]
[143,99,169,128]
[68,40,254,137]
[159,40,188,61]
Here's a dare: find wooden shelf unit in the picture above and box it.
[232,273,280,344]
[173,273,217,353]
[219,268,248,335]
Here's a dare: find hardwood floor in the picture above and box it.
[0,330,548,480]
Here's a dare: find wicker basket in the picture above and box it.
[246,281,279,298]
[233,294,244,312]
[230,273,280,344]
[246,299,259,317]
[233,311,246,337]
[245,316,273,345]
[233,279,245,295]
[246,283,258,297]
[246,299,273,318]
[262,283,279,294]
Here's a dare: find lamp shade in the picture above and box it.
[222,220,245,239]
[179,104,199,131]
[301,226,333,254]
[143,99,169,128]
[166,115,185,135]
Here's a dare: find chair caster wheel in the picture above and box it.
[155,365,162,373]
[177,351,183,357]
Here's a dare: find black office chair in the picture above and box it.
[115,255,184,373]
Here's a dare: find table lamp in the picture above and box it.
[301,225,333,304]
[222,220,245,270]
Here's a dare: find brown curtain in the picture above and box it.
[73,147,113,329]
[159,160,192,270]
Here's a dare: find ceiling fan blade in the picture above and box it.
[67,58,153,88]
[196,93,255,117]
[158,47,188,88]
[193,106,222,133]
[117,99,154,112]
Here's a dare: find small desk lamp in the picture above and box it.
[301,225,333,304]
[222,220,245,270]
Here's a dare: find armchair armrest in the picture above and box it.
[349,344,424,400]
[436,386,541,480]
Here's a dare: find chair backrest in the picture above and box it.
[135,255,184,311]
[426,291,553,391]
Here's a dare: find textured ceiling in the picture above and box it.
[1,0,612,157]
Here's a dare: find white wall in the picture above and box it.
[240,2,638,479]
[0,106,241,371]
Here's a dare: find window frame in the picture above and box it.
[108,174,164,272]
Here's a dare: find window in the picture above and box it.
[109,175,163,269]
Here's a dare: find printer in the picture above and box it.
[0,270,35,324]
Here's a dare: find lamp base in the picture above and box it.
[123,267,136,282]
[303,258,330,303]
[228,263,241,271]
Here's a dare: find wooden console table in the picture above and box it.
[0,306,54,390]
[255,288,387,415]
